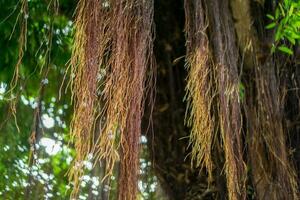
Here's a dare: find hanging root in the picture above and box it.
[227,0,299,199]
[248,62,299,199]
[206,0,246,199]
[103,1,154,199]
[69,0,154,199]
[185,1,247,199]
[10,0,28,91]
[6,0,28,133]
[184,0,214,181]
[69,0,104,197]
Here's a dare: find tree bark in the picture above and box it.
[146,0,225,199]
[147,0,300,199]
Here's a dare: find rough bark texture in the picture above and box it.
[147,0,300,199]
[147,0,224,199]
[231,1,299,199]
[206,1,247,199]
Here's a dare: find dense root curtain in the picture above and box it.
[248,62,299,199]
[110,1,154,199]
[184,0,214,182]
[185,0,299,199]
[69,0,154,199]
[185,0,246,199]
[69,0,105,197]
[207,1,247,198]
[228,0,299,199]
[69,0,298,199]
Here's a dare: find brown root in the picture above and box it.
[69,0,154,199]
[184,0,215,182]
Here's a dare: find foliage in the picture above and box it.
[266,0,300,55]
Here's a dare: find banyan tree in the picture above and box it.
[1,0,300,199]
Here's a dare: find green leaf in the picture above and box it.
[282,17,289,24]
[275,8,280,19]
[266,22,276,29]
[279,4,286,17]
[271,45,276,54]
[286,35,296,45]
[275,29,283,41]
[266,14,275,20]
[278,45,293,55]
[291,32,300,39]
[289,4,295,17]
[293,21,300,28]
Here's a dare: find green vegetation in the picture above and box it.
[267,0,300,54]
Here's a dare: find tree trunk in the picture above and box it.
[146,0,224,199]
[146,0,300,199]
